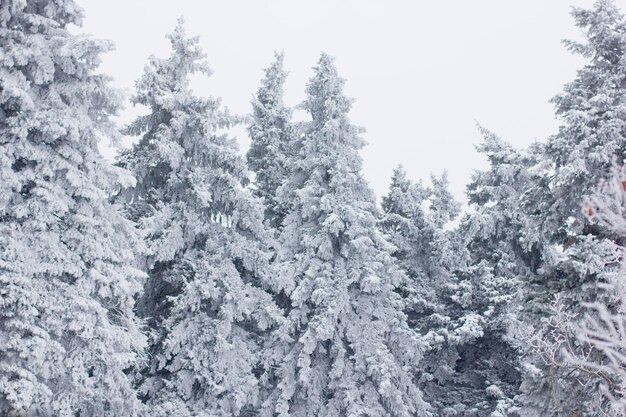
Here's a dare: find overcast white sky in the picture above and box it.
[79,0,626,203]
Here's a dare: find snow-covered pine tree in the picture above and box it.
[514,1,626,414]
[380,141,524,416]
[380,166,461,334]
[117,20,282,417]
[261,53,430,417]
[0,1,146,415]
[456,129,547,417]
[380,166,468,415]
[247,51,296,230]
[380,166,432,326]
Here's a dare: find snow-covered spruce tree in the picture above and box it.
[0,1,146,415]
[380,166,474,416]
[247,51,296,230]
[117,20,282,417]
[380,166,461,334]
[514,1,626,415]
[260,53,429,417]
[382,131,527,416]
[573,165,626,415]
[455,129,549,417]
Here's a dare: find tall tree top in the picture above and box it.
[561,0,625,75]
[130,17,213,111]
[381,165,433,223]
[302,53,358,131]
[537,0,626,240]
[246,51,295,229]
[121,19,245,218]
[255,51,288,108]
[291,52,369,205]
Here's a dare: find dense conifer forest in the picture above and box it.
[3,0,626,416]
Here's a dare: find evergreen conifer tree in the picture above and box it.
[247,51,296,230]
[380,166,460,334]
[381,160,521,416]
[261,54,429,417]
[514,2,626,414]
[117,20,282,417]
[457,130,542,416]
[0,1,146,415]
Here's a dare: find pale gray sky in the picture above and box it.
[79,0,625,203]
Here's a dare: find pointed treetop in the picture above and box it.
[390,165,411,189]
[556,0,626,115]
[429,170,461,227]
[382,165,424,220]
[566,0,625,60]
[131,18,212,111]
[256,50,288,105]
[298,52,366,166]
[166,16,211,76]
[302,52,354,122]
[247,50,294,229]
[474,126,518,164]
